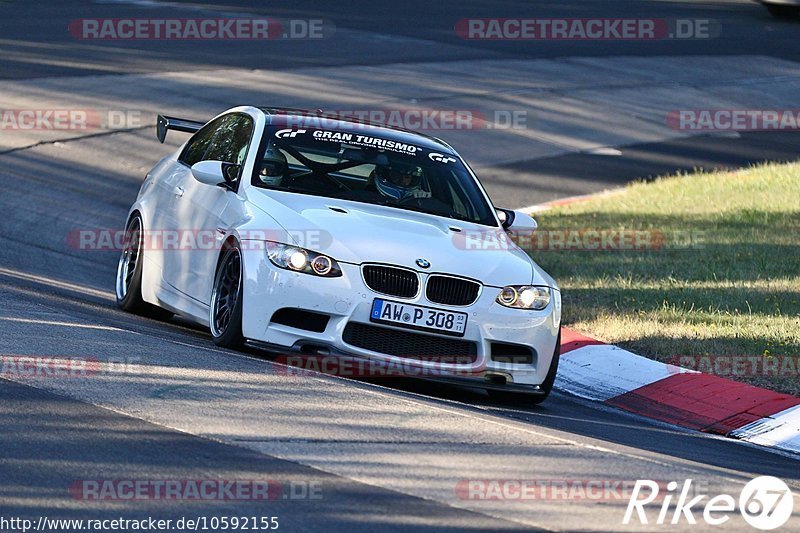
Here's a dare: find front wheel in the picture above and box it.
[115,214,172,320]
[210,243,245,349]
[488,330,561,405]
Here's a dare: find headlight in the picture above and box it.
[496,285,551,310]
[265,242,342,277]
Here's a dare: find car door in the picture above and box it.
[157,115,224,294]
[162,113,254,303]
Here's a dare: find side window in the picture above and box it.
[179,115,227,166]
[203,114,254,166]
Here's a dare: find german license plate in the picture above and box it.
[370,298,467,337]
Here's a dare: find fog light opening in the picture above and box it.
[485,373,507,386]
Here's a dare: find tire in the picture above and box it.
[488,330,561,405]
[115,214,173,320]
[766,4,800,18]
[209,242,245,349]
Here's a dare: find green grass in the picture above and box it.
[531,161,800,395]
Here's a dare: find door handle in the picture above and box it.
[174,186,185,197]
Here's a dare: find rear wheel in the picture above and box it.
[488,330,561,405]
[766,4,800,18]
[210,243,245,349]
[115,214,172,320]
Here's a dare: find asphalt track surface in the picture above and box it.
[0,1,799,531]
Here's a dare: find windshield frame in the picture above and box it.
[249,123,502,227]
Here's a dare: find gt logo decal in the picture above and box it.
[429,152,457,164]
[275,128,306,139]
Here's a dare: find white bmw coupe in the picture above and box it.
[117,106,562,403]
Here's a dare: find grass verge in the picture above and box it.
[530,161,800,395]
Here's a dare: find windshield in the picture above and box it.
[252,126,498,226]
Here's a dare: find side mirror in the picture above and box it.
[497,208,537,232]
[190,160,240,188]
[496,208,514,229]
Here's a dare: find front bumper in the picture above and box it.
[240,252,560,388]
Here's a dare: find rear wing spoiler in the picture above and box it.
[156,114,206,143]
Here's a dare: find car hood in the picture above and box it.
[248,189,555,288]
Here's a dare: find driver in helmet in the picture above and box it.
[374,162,431,200]
[258,144,288,186]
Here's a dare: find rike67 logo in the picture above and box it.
[624,476,794,530]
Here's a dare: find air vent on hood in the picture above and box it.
[327,206,348,214]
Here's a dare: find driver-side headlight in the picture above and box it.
[496,285,551,310]
[265,242,342,277]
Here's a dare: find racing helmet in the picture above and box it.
[258,144,288,186]
[374,162,427,200]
